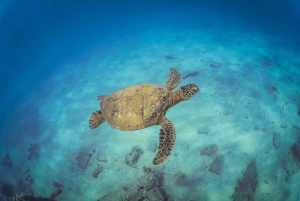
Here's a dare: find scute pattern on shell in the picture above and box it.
[100,84,170,131]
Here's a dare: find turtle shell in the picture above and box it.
[100,84,170,131]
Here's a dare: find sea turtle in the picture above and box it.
[89,68,199,165]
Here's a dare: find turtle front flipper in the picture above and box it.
[153,116,176,165]
[166,68,181,91]
[89,110,106,129]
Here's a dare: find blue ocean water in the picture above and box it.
[1,0,300,200]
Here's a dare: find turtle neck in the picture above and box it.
[169,88,184,108]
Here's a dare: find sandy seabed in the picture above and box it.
[1,26,300,201]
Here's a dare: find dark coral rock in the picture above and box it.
[268,86,278,94]
[52,181,63,189]
[0,182,14,197]
[96,146,109,162]
[29,178,34,184]
[28,143,40,160]
[280,123,287,128]
[292,124,300,129]
[231,158,258,201]
[200,144,218,156]
[92,165,104,178]
[23,195,56,201]
[261,60,272,67]
[273,132,281,150]
[125,146,143,167]
[1,153,13,170]
[76,151,92,169]
[138,172,160,191]
[125,150,139,167]
[144,187,165,201]
[134,146,144,154]
[182,71,199,79]
[97,170,165,201]
[253,125,259,130]
[165,55,175,59]
[271,86,278,93]
[50,188,63,199]
[143,166,153,174]
[290,143,300,164]
[210,61,222,68]
[22,168,30,174]
[197,126,209,134]
[281,158,292,181]
[209,155,224,175]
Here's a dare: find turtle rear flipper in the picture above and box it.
[166,68,181,91]
[153,116,176,165]
[89,110,106,129]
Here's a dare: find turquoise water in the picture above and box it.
[1,0,300,200]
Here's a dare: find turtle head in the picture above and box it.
[180,84,199,100]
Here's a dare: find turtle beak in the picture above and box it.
[191,84,199,94]
[189,84,199,96]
